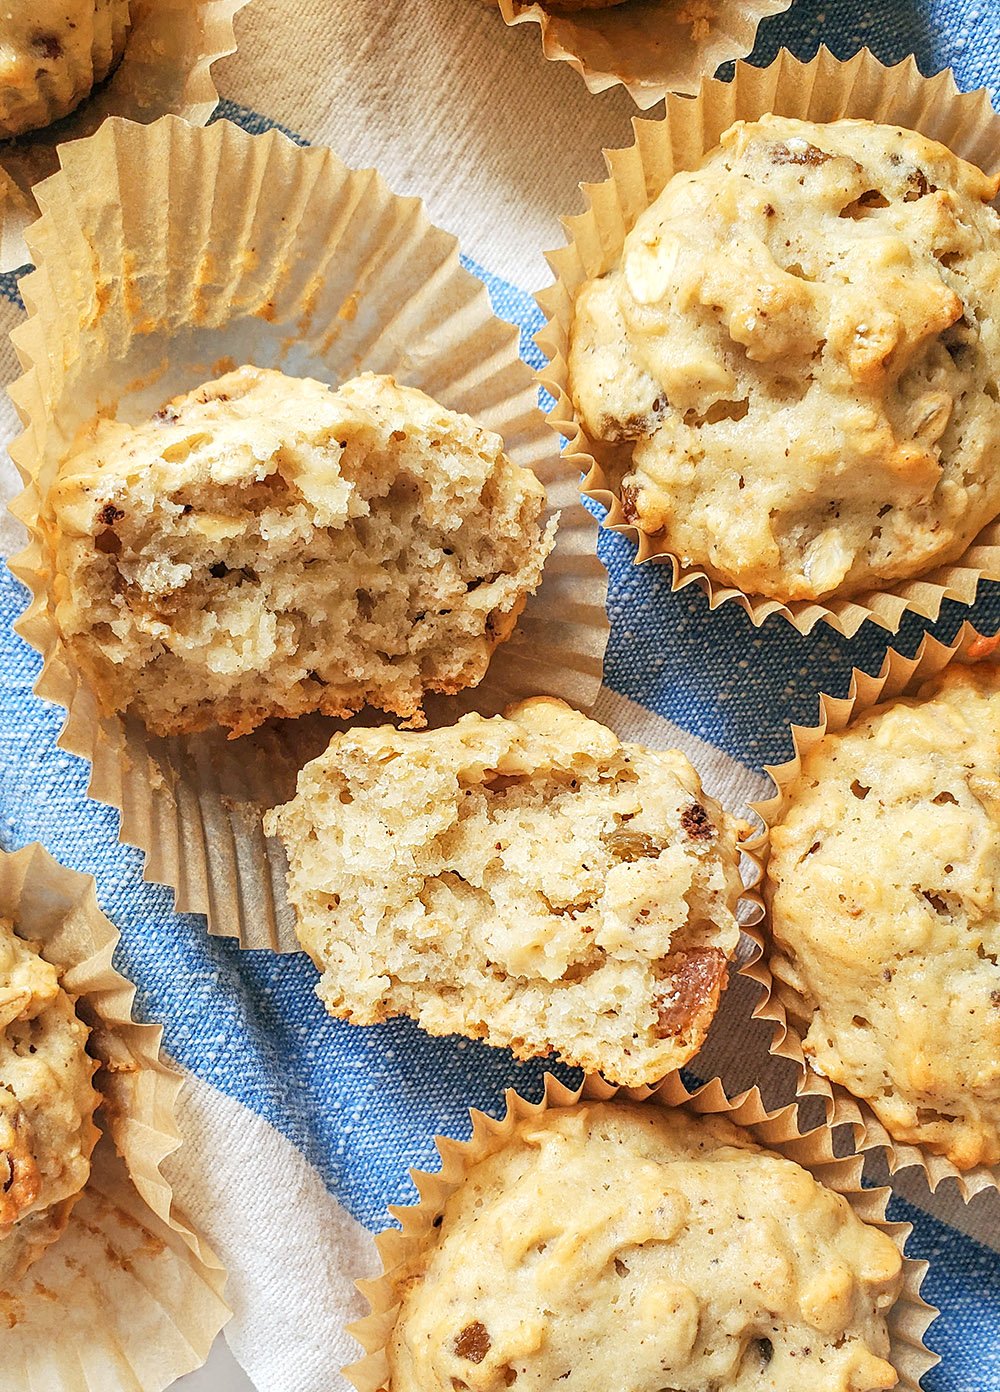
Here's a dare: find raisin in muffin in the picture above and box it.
[386,1103,904,1392]
[0,1,130,138]
[0,918,100,1284]
[265,698,743,1085]
[767,661,1000,1169]
[47,366,555,738]
[569,115,1000,602]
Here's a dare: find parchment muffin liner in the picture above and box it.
[496,0,792,110]
[744,620,1000,1200]
[537,46,1000,638]
[0,0,249,272]
[7,114,610,951]
[0,840,228,1391]
[345,1070,938,1392]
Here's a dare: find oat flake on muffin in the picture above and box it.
[767,660,1000,1169]
[265,697,743,1086]
[569,115,1000,602]
[386,1103,904,1392]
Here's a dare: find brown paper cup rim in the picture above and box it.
[0,0,249,272]
[7,113,610,951]
[744,620,1000,1200]
[536,46,1000,638]
[495,0,792,109]
[0,841,229,1389]
[345,1070,938,1392]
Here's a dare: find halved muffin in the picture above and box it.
[47,366,555,738]
[265,697,743,1085]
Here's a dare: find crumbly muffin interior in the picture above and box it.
[388,1103,904,1392]
[0,918,100,1284]
[48,367,554,738]
[569,115,1000,602]
[767,662,1000,1169]
[266,698,743,1086]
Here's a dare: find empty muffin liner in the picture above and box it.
[0,0,249,272]
[745,620,1000,1200]
[8,114,610,950]
[0,841,229,1391]
[537,46,1000,637]
[495,0,792,110]
[345,1071,938,1392]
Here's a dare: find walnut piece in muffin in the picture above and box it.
[569,115,1000,602]
[0,918,100,1285]
[767,661,1000,1169]
[265,697,743,1086]
[47,366,555,738]
[0,0,130,137]
[387,1103,904,1392]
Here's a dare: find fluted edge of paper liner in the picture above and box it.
[535,46,1000,638]
[744,620,1000,1202]
[7,113,609,951]
[344,1070,938,1392]
[496,0,792,109]
[0,0,251,272]
[0,841,229,1391]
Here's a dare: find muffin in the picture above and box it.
[766,661,1000,1169]
[0,917,100,1284]
[0,1,131,138]
[385,1102,904,1392]
[265,697,743,1085]
[46,365,555,739]
[568,115,1000,603]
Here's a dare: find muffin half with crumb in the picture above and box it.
[265,697,743,1085]
[46,366,555,738]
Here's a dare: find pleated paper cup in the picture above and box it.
[8,114,610,951]
[537,47,1000,638]
[496,0,792,109]
[0,0,249,273]
[0,842,228,1391]
[745,622,1000,1200]
[346,1071,938,1392]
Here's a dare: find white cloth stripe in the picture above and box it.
[590,686,772,814]
[164,1074,379,1392]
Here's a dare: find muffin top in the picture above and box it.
[0,0,131,137]
[388,1102,903,1392]
[0,918,100,1283]
[569,115,1000,602]
[767,661,1000,1169]
[266,697,742,1087]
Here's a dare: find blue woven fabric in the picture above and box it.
[3,1,1000,1377]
